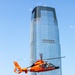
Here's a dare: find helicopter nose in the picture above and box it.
[55,66,59,69]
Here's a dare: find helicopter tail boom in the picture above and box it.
[13,61,22,74]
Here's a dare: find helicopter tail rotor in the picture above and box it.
[13,61,28,74]
[13,61,22,74]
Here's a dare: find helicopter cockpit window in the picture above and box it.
[40,63,49,68]
[40,63,55,68]
[44,62,50,68]
[48,63,55,67]
[44,64,48,68]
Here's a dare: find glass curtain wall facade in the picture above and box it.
[30,6,61,75]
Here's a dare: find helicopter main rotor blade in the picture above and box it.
[43,56,65,60]
[40,53,43,60]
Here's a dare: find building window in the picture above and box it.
[43,39,55,43]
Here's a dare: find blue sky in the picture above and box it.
[0,0,75,75]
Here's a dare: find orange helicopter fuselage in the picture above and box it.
[29,60,56,72]
[13,59,59,74]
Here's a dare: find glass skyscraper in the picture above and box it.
[30,6,61,75]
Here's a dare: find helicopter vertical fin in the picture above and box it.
[13,61,22,74]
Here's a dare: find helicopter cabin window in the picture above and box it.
[40,64,44,68]
[40,64,50,68]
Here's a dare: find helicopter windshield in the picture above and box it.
[39,62,56,68]
[48,63,55,67]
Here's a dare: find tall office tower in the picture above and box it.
[30,6,61,75]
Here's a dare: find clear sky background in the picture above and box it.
[0,0,75,75]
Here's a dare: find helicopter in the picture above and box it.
[13,54,65,74]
